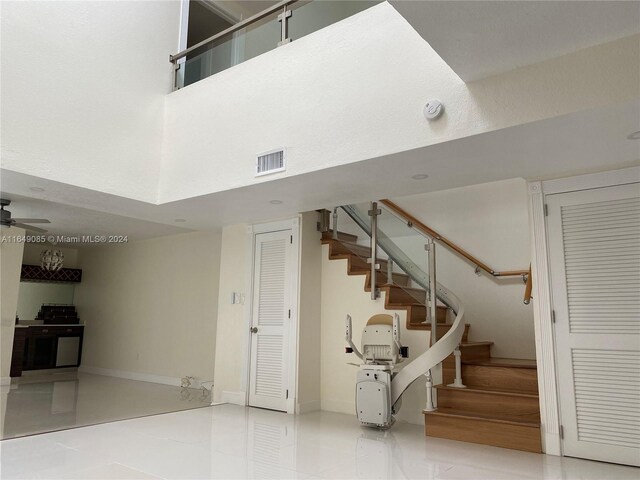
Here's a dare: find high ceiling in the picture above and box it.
[2,99,638,244]
[390,1,640,80]
[1,194,191,246]
[1,1,638,244]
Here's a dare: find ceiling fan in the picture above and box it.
[0,198,51,233]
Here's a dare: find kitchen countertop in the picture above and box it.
[16,322,84,328]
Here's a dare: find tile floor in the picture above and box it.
[1,372,211,440]
[1,404,638,479]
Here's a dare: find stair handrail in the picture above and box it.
[380,199,529,278]
[340,204,467,406]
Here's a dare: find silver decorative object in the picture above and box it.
[40,249,64,271]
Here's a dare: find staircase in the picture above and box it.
[435,351,542,453]
[321,229,542,453]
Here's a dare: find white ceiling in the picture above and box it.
[2,99,638,244]
[1,194,192,246]
[3,1,639,242]
[389,1,640,81]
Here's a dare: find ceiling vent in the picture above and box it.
[256,149,285,177]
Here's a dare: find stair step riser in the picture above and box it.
[386,287,426,305]
[458,343,491,361]
[436,389,540,420]
[425,413,542,453]
[408,306,448,324]
[408,324,469,342]
[332,242,370,258]
[442,365,539,394]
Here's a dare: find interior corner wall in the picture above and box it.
[0,227,25,381]
[213,223,250,403]
[73,231,221,385]
[296,212,322,413]
[390,178,535,359]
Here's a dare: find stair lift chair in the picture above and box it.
[345,313,408,428]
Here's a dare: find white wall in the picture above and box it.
[2,2,637,207]
[160,3,639,203]
[390,178,534,359]
[0,0,180,202]
[0,227,25,382]
[296,212,322,413]
[16,283,75,320]
[73,231,221,385]
[212,224,250,403]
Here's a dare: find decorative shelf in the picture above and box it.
[20,264,82,283]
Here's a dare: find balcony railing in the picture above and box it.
[170,0,379,90]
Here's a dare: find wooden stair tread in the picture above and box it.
[463,357,536,369]
[435,384,538,398]
[425,407,540,427]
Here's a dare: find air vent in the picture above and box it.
[256,149,285,176]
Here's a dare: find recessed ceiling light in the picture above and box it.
[174,218,186,223]
[269,200,283,205]
[411,174,429,180]
[627,131,640,140]
[29,186,45,192]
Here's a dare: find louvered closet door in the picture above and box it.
[548,182,640,466]
[249,230,293,411]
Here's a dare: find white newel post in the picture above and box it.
[447,346,466,388]
[424,370,436,411]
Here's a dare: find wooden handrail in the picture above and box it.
[523,264,533,304]
[380,199,529,278]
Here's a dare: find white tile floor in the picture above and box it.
[1,404,638,480]
[1,372,211,440]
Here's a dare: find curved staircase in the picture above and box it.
[321,229,542,453]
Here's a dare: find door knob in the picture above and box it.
[250,327,258,334]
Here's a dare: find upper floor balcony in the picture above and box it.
[171,0,379,90]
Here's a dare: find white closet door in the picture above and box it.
[249,230,293,411]
[548,183,640,466]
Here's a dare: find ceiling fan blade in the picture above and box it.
[12,218,51,224]
[12,222,48,233]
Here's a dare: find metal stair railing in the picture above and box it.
[339,202,467,408]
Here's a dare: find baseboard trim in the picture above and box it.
[296,400,321,414]
[320,399,355,415]
[221,390,246,405]
[0,376,11,386]
[78,366,182,387]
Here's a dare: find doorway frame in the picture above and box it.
[241,217,300,414]
[528,166,640,456]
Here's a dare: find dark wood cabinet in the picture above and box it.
[12,325,84,377]
[10,328,27,377]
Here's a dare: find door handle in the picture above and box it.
[250,327,258,334]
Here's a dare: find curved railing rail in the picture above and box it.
[391,284,465,405]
